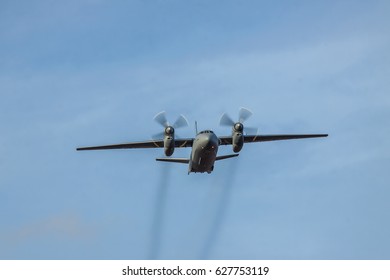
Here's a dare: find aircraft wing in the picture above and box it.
[219,134,328,145]
[76,138,194,151]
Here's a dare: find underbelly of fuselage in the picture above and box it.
[190,148,217,173]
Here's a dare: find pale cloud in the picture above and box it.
[1,212,94,248]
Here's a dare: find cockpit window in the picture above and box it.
[198,130,214,134]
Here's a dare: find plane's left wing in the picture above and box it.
[219,134,328,145]
[76,138,194,151]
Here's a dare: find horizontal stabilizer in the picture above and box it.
[156,157,189,164]
[215,154,239,161]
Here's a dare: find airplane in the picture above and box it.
[76,108,328,174]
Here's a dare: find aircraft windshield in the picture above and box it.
[199,130,214,134]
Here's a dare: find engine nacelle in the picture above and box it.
[232,132,244,153]
[164,136,175,156]
[164,126,175,156]
[232,122,244,153]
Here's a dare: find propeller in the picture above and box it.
[152,111,189,139]
[219,107,258,135]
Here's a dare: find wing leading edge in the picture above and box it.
[76,138,194,151]
[219,134,328,145]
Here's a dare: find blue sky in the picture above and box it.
[1,0,389,259]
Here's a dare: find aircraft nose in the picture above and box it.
[202,134,218,149]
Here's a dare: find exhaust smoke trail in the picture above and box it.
[148,163,171,259]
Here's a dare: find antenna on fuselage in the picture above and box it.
[195,121,198,135]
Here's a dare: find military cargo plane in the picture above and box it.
[77,108,328,174]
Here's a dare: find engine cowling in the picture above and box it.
[232,132,244,152]
[232,122,244,153]
[164,126,175,156]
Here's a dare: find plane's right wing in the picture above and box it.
[244,134,328,143]
[219,134,328,145]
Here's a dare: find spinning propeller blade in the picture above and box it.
[154,111,169,127]
[173,115,189,129]
[152,111,189,139]
[219,113,235,127]
[238,107,253,123]
[220,107,258,135]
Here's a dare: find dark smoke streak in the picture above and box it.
[200,158,238,259]
[148,164,171,259]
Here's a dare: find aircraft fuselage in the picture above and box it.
[189,130,219,174]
